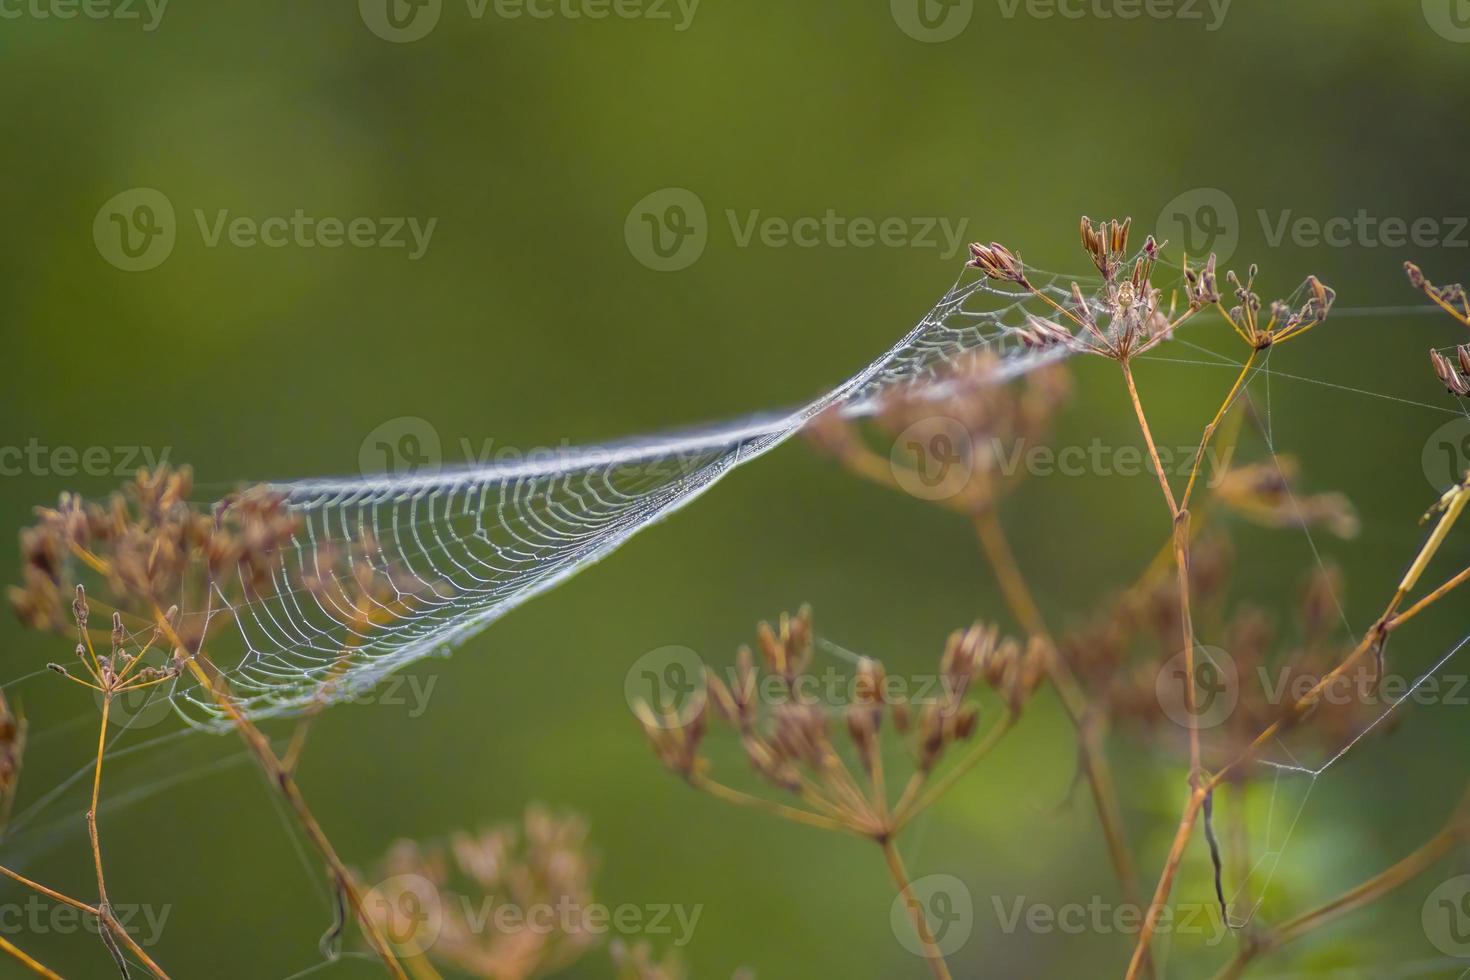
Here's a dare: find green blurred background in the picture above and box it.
[3,2,1470,977]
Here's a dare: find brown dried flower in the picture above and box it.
[366,806,599,980]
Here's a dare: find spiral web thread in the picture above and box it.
[176,265,1089,726]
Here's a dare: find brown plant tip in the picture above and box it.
[1406,260,1470,326]
[1431,347,1470,398]
[968,241,1030,286]
[1080,216,1131,281]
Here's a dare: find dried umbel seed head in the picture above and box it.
[968,241,1030,286]
[1080,216,1131,281]
[369,807,599,980]
[1431,348,1470,398]
[1406,261,1470,325]
[9,466,299,638]
[1185,253,1222,309]
[1214,457,1359,539]
[632,695,707,778]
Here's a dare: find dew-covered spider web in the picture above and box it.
[167,264,1094,727]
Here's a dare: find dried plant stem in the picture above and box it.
[686,776,861,837]
[971,510,1145,924]
[971,511,1049,641]
[172,654,409,980]
[881,837,954,980]
[86,694,172,980]
[1181,349,1257,512]
[1210,786,1470,980]
[0,936,61,980]
[1128,479,1470,978]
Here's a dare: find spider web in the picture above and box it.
[171,263,1090,727]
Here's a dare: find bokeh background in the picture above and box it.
[3,2,1470,977]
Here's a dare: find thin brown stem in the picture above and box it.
[882,838,954,980]
[894,713,1014,833]
[688,776,864,837]
[167,641,408,980]
[1181,349,1257,513]
[0,936,62,980]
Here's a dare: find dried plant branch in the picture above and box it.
[882,837,953,980]
[0,936,62,980]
